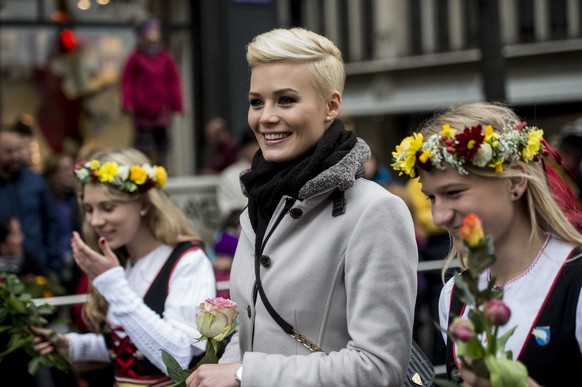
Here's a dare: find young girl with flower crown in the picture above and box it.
[393,102,582,387]
[32,148,216,386]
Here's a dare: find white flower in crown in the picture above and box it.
[75,168,90,181]
[473,143,493,167]
[117,165,130,181]
[143,164,157,178]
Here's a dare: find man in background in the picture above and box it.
[0,126,64,275]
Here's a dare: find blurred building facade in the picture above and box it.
[1,0,581,175]
[274,0,582,172]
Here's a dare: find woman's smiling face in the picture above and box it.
[81,184,144,250]
[247,61,340,163]
[419,166,518,254]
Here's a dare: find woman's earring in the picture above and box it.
[512,192,519,198]
[140,210,146,216]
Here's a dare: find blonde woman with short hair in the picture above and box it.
[187,27,418,387]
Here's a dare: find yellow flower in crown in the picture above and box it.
[441,124,456,138]
[98,162,118,183]
[522,129,544,162]
[74,159,168,193]
[391,132,424,178]
[391,122,548,178]
[130,165,148,185]
[155,166,168,187]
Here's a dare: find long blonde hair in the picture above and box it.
[79,148,203,332]
[418,103,582,279]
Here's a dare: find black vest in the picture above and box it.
[446,248,582,386]
[106,241,205,377]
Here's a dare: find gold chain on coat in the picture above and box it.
[290,329,326,354]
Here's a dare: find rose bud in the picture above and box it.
[484,299,511,326]
[459,213,485,248]
[196,297,239,342]
[448,317,475,342]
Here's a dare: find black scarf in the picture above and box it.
[241,120,357,246]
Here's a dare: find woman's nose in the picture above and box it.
[431,201,454,228]
[89,212,105,227]
[259,103,279,126]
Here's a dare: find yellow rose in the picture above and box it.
[155,166,168,187]
[459,213,484,248]
[130,165,148,185]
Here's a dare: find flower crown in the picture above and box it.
[73,159,168,193]
[391,122,548,178]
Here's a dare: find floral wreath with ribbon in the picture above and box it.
[391,122,553,178]
[73,159,168,194]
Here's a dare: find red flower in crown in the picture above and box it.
[454,125,485,162]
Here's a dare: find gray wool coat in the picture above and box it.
[220,138,418,387]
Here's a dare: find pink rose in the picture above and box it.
[196,297,238,342]
[449,317,475,342]
[484,299,511,326]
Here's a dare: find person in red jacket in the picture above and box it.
[121,17,183,168]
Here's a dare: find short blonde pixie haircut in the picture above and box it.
[246,27,345,102]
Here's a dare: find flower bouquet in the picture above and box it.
[0,273,69,374]
[162,297,239,386]
[435,214,528,387]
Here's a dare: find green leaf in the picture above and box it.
[0,333,33,357]
[161,349,190,383]
[484,355,528,387]
[497,326,517,355]
[457,337,486,359]
[454,275,476,305]
[28,355,41,375]
[467,308,487,334]
[467,248,496,277]
[8,295,26,314]
[36,304,55,315]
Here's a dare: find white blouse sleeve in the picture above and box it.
[92,249,216,373]
[439,277,455,344]
[67,332,110,363]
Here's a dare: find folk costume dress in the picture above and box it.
[439,236,582,386]
[66,243,215,385]
[219,121,419,386]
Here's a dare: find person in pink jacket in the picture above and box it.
[121,17,183,168]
